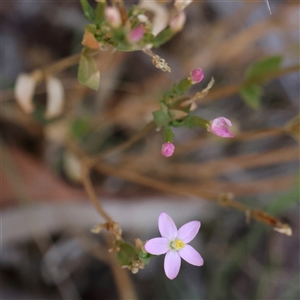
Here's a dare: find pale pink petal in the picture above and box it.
[128,26,145,43]
[144,237,169,255]
[189,68,204,84]
[158,212,178,240]
[209,117,233,138]
[164,251,181,280]
[178,244,203,266]
[161,142,175,157]
[177,221,200,243]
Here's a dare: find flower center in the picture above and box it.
[170,239,185,251]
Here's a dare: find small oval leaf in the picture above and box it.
[78,52,100,90]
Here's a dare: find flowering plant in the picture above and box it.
[145,212,203,280]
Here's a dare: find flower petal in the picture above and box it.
[144,237,169,255]
[164,251,181,280]
[177,221,200,243]
[158,212,178,239]
[209,117,234,138]
[178,244,203,266]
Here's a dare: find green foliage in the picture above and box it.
[138,251,152,265]
[78,51,100,90]
[94,2,105,25]
[79,0,95,22]
[240,84,263,110]
[153,28,175,48]
[152,110,171,128]
[164,126,175,142]
[183,115,209,129]
[71,117,90,139]
[84,24,97,34]
[245,55,282,82]
[240,56,282,109]
[116,242,138,266]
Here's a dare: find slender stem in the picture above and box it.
[90,160,291,234]
[81,164,113,222]
[32,50,100,80]
[87,121,156,166]
[187,64,300,105]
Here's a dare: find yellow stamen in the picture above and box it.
[170,239,185,250]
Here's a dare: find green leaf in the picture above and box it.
[71,118,90,139]
[171,120,185,128]
[138,251,152,265]
[84,24,97,34]
[94,1,106,25]
[153,28,175,48]
[184,115,209,129]
[245,56,282,82]
[175,78,192,95]
[78,52,100,90]
[240,84,263,109]
[152,110,171,128]
[164,126,175,142]
[116,242,138,267]
[80,0,95,21]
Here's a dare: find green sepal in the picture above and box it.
[110,28,133,51]
[162,79,192,103]
[245,55,282,82]
[78,50,100,90]
[164,126,175,142]
[153,28,175,48]
[152,110,171,128]
[80,0,95,21]
[175,78,192,94]
[240,84,263,110]
[84,24,97,34]
[116,242,138,267]
[171,120,186,128]
[138,251,152,265]
[94,1,106,25]
[183,115,209,129]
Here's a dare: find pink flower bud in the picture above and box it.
[105,7,121,28]
[161,142,175,157]
[189,68,204,84]
[128,25,145,43]
[169,11,186,32]
[208,117,234,138]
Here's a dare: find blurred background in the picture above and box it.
[1,0,299,299]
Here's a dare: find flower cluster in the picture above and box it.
[157,69,233,157]
[145,212,203,280]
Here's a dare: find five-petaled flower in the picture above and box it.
[161,142,175,157]
[144,212,203,280]
[208,117,234,138]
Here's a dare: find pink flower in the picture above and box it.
[161,142,175,157]
[145,212,203,280]
[189,68,204,84]
[128,25,145,43]
[105,7,121,28]
[208,117,234,138]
